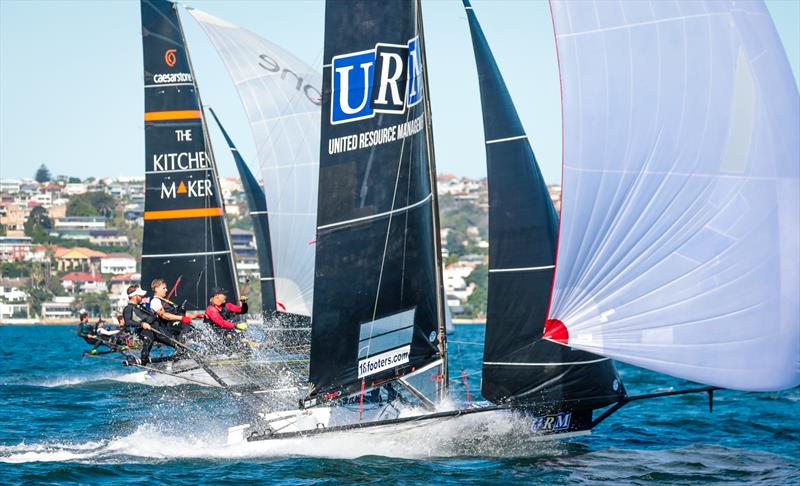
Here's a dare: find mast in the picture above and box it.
[415,0,448,392]
[174,2,240,302]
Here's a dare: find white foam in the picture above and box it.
[0,411,571,463]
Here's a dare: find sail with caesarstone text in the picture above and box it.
[140,0,238,310]
[546,0,799,392]
[463,0,624,408]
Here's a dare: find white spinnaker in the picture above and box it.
[548,0,799,391]
[189,9,321,316]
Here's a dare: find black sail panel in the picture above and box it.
[207,108,277,313]
[309,0,441,399]
[140,0,237,310]
[463,0,624,408]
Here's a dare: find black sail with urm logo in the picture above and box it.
[463,0,624,409]
[308,0,443,400]
[140,0,238,310]
[208,108,276,313]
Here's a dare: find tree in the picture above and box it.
[68,177,82,184]
[24,206,53,243]
[34,164,51,183]
[66,191,116,218]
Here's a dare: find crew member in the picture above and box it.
[204,289,249,347]
[121,285,176,366]
[149,278,200,339]
[76,312,98,347]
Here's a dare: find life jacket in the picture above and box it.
[77,321,96,337]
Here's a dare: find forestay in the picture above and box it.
[547,0,799,391]
[189,8,321,317]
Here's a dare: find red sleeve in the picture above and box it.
[225,302,242,313]
[205,304,235,329]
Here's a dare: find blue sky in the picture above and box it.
[1,0,798,184]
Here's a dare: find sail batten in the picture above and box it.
[548,0,799,392]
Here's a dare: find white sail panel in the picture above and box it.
[547,0,799,391]
[189,8,321,316]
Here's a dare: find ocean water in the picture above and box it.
[0,325,797,484]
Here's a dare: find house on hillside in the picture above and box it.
[61,272,107,294]
[0,278,30,319]
[41,296,75,319]
[53,247,106,272]
[110,273,140,311]
[100,253,137,275]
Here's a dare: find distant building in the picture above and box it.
[61,272,107,294]
[41,296,75,319]
[54,216,106,231]
[0,278,30,319]
[110,273,140,311]
[101,253,137,275]
[0,179,21,194]
[0,235,33,261]
[53,246,106,272]
[89,229,128,247]
[62,183,88,196]
[231,229,259,278]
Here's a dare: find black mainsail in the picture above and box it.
[308,0,444,402]
[463,0,624,408]
[208,107,277,313]
[140,0,238,309]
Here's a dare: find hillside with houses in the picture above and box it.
[0,165,560,323]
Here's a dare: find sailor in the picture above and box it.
[149,278,201,339]
[204,288,249,346]
[76,312,99,347]
[121,285,176,366]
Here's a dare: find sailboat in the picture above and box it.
[122,0,313,391]
[223,0,797,443]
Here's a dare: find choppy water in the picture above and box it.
[0,325,797,484]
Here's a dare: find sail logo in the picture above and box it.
[160,179,213,199]
[357,345,411,378]
[530,412,572,432]
[164,49,177,68]
[330,37,422,125]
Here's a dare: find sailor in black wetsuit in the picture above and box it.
[76,312,98,347]
[121,285,176,366]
